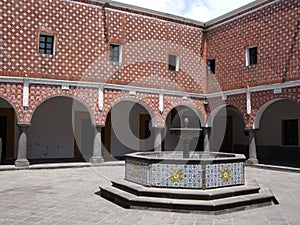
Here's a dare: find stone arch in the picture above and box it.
[0,96,18,122]
[103,98,159,158]
[250,89,299,128]
[28,95,95,161]
[163,103,206,127]
[164,104,204,152]
[253,98,287,129]
[207,104,248,154]
[30,94,96,125]
[101,90,163,128]
[207,104,245,128]
[254,97,300,166]
[0,91,22,124]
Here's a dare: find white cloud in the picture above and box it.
[116,0,186,16]
[114,0,255,22]
[182,2,211,22]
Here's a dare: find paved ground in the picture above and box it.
[0,164,300,225]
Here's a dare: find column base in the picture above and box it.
[90,157,104,164]
[15,159,30,168]
[246,158,258,164]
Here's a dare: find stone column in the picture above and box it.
[90,125,104,164]
[154,127,164,152]
[246,129,258,164]
[15,125,30,168]
[203,127,211,152]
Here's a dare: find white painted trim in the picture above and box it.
[0,76,205,98]
[61,83,70,90]
[159,93,164,113]
[1,76,300,100]
[98,88,104,111]
[246,87,251,115]
[23,80,29,108]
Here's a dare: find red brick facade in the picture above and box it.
[0,0,299,129]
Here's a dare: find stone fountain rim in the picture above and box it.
[125,151,246,164]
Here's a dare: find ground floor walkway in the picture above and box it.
[0,164,299,225]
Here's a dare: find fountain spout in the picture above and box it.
[170,117,202,159]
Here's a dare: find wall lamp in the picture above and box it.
[203,97,209,106]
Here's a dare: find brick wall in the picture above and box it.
[0,0,299,128]
[205,0,299,92]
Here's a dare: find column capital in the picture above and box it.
[17,124,30,133]
[244,128,259,132]
[94,125,105,132]
[153,126,166,130]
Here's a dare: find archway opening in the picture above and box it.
[256,99,300,168]
[29,97,94,163]
[103,101,155,160]
[210,106,247,156]
[0,98,17,165]
[164,105,203,152]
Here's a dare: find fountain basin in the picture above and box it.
[125,152,246,189]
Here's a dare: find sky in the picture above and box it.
[114,0,255,22]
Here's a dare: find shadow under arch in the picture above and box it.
[164,103,206,128]
[0,97,18,163]
[30,95,95,125]
[208,104,248,155]
[164,104,204,152]
[103,99,158,160]
[207,104,245,128]
[254,98,300,168]
[28,96,95,163]
[253,98,286,129]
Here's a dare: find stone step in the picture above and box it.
[111,179,261,200]
[100,183,277,213]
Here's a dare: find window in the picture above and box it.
[246,46,257,66]
[110,44,121,62]
[39,34,54,55]
[169,54,179,71]
[207,59,215,74]
[282,119,298,146]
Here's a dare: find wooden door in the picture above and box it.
[140,114,151,151]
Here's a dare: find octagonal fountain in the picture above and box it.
[100,118,277,212]
[125,118,245,189]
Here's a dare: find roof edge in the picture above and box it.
[204,0,279,29]
[85,0,205,28]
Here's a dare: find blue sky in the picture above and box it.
[115,0,255,22]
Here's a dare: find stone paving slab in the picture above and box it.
[0,164,299,224]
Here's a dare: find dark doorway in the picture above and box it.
[0,116,7,160]
[0,108,14,161]
[140,114,152,151]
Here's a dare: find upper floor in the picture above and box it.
[0,0,299,93]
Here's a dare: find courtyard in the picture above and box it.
[0,164,299,225]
